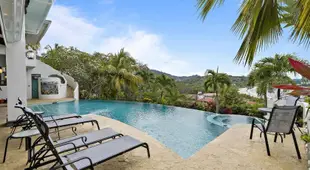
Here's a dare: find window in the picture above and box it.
[0,67,6,86]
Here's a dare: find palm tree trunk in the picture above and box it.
[160,90,164,100]
[215,92,219,113]
[263,92,268,107]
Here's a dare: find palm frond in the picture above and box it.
[197,0,225,21]
[232,0,282,65]
[291,0,310,47]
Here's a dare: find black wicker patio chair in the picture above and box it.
[250,106,301,159]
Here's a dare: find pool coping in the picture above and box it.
[27,99,76,106]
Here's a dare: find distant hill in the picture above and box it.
[150,69,201,81]
[150,69,248,94]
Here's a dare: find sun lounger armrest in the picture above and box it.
[34,111,44,115]
[56,136,88,148]
[253,118,265,125]
[51,156,94,170]
[251,118,267,132]
[54,142,78,152]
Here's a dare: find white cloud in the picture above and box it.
[41,4,195,76]
[42,5,103,52]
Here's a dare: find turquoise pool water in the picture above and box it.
[31,100,254,158]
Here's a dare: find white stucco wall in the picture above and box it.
[6,19,27,121]
[27,60,67,99]
[39,77,66,99]
[63,73,79,100]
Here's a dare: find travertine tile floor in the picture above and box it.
[0,114,306,170]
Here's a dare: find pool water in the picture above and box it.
[31,100,254,158]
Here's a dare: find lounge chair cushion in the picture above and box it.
[42,114,80,122]
[45,117,95,128]
[56,128,121,152]
[64,136,144,169]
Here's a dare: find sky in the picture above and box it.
[41,0,309,77]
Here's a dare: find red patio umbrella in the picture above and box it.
[272,84,310,90]
[272,84,310,98]
[289,90,310,97]
[288,58,310,80]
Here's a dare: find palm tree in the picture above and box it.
[106,48,143,99]
[41,44,70,72]
[165,88,187,105]
[155,74,176,102]
[204,67,231,113]
[247,54,297,106]
[197,0,310,66]
[137,69,156,88]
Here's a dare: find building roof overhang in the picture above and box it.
[0,0,53,43]
[26,20,51,44]
[25,0,53,35]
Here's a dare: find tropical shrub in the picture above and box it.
[142,97,152,103]
[220,86,243,107]
[192,102,206,111]
[205,100,216,113]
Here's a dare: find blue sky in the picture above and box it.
[41,0,309,76]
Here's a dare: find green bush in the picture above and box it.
[220,86,243,107]
[231,104,248,115]
[142,97,152,103]
[192,102,206,111]
[247,103,264,118]
[229,103,264,118]
[205,101,216,112]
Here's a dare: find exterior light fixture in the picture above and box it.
[26,50,35,59]
[0,69,3,74]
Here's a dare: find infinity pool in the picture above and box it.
[31,100,254,158]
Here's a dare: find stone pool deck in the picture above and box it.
[0,114,306,170]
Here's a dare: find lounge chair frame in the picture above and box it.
[22,105,150,170]
[3,105,100,163]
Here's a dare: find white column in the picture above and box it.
[6,17,27,122]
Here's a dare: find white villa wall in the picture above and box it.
[6,19,27,121]
[26,60,67,99]
[63,73,79,100]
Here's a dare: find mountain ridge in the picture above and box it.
[150,69,249,93]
